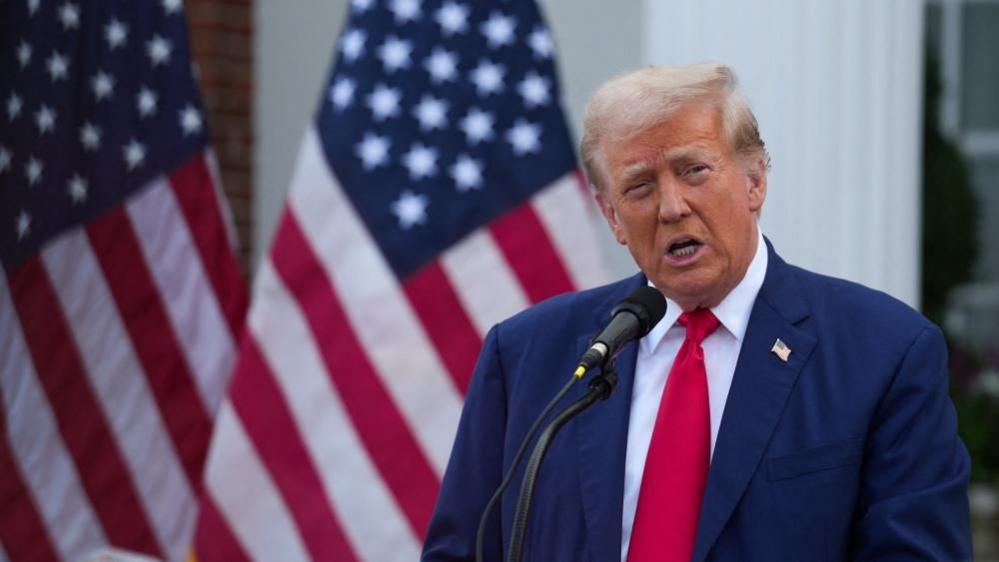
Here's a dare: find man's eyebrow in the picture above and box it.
[618,162,653,182]
[660,146,716,162]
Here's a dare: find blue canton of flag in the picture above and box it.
[318,0,577,278]
[0,0,208,268]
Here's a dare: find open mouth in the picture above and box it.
[667,237,703,259]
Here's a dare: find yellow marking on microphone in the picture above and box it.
[574,366,586,378]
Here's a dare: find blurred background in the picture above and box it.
[183,0,998,555]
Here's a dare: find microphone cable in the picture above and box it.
[474,373,578,562]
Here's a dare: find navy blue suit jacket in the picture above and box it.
[422,243,972,561]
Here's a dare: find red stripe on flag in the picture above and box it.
[229,340,360,562]
[489,203,575,303]
[168,154,247,337]
[87,207,213,491]
[7,256,162,557]
[270,211,440,538]
[193,494,252,562]
[402,262,482,394]
[0,409,60,562]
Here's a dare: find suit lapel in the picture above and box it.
[692,246,817,562]
[573,274,644,562]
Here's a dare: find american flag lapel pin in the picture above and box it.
[771,339,791,362]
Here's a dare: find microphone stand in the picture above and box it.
[505,366,619,562]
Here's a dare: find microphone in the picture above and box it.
[574,286,667,378]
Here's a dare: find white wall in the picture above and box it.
[254,0,347,260]
[255,0,925,306]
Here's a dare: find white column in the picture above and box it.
[642,0,925,306]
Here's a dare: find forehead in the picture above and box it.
[601,101,727,173]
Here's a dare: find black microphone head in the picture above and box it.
[611,286,667,337]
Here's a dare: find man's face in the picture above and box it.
[595,101,767,310]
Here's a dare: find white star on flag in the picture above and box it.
[435,1,469,35]
[80,122,101,150]
[459,107,494,144]
[481,12,516,49]
[402,143,439,180]
[68,174,88,203]
[378,36,413,73]
[391,190,429,229]
[424,48,458,83]
[340,28,366,63]
[450,154,484,191]
[105,19,128,49]
[16,42,32,67]
[329,77,356,110]
[35,105,56,135]
[47,52,69,81]
[58,2,80,30]
[366,84,402,121]
[92,71,115,100]
[518,72,550,108]
[355,132,391,170]
[0,147,11,173]
[16,210,31,240]
[147,35,172,66]
[470,60,504,96]
[413,95,449,131]
[7,93,23,121]
[162,0,183,14]
[123,139,146,170]
[507,119,541,155]
[528,27,555,58]
[25,157,42,185]
[389,0,421,24]
[180,105,203,135]
[352,0,374,13]
[137,87,158,116]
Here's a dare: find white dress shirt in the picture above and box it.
[620,229,768,561]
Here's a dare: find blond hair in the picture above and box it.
[580,63,770,190]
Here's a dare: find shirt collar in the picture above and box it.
[640,228,768,355]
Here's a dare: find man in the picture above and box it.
[422,64,972,561]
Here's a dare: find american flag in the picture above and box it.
[0,1,246,561]
[191,0,606,560]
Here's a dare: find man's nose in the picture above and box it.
[657,180,691,223]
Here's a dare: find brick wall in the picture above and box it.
[186,0,253,272]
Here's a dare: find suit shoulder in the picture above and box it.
[496,275,640,337]
[786,264,936,343]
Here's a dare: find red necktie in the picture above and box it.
[627,308,720,562]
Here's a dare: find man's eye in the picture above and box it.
[624,182,651,194]
[686,164,709,175]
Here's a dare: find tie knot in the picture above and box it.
[678,308,720,344]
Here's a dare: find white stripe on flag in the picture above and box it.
[41,231,196,560]
[250,261,422,561]
[126,178,236,413]
[201,150,239,251]
[441,230,530,337]
[204,403,311,562]
[0,274,107,561]
[532,174,609,290]
[287,127,463,476]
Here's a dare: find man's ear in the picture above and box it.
[595,190,627,245]
[746,158,768,213]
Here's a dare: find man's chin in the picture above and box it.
[648,270,725,310]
